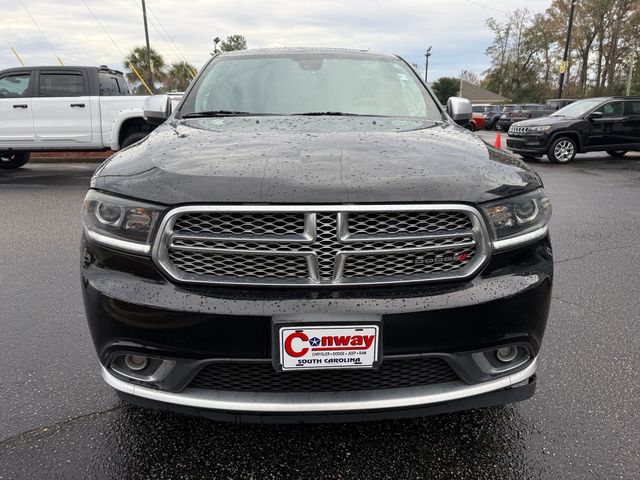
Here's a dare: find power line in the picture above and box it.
[460,0,508,15]
[146,3,196,75]
[126,0,196,77]
[0,29,26,66]
[79,0,153,94]
[79,0,126,56]
[18,0,64,65]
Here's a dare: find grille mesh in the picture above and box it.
[347,211,472,236]
[169,250,309,278]
[159,207,484,285]
[188,358,459,392]
[174,212,305,236]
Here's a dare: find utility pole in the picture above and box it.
[141,0,154,93]
[558,0,577,99]
[460,70,466,97]
[424,46,432,83]
[627,60,635,96]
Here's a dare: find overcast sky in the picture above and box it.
[0,0,551,80]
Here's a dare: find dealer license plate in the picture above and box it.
[277,325,380,371]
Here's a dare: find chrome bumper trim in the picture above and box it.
[492,226,548,251]
[102,357,537,414]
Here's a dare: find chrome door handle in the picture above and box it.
[13,104,28,108]
[70,103,86,108]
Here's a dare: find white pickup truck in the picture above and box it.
[0,65,159,169]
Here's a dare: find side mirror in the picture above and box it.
[588,111,604,121]
[143,94,172,125]
[447,97,473,126]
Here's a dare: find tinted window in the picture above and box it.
[99,73,120,96]
[600,101,624,117]
[0,73,31,98]
[116,77,130,95]
[472,106,485,113]
[39,73,85,96]
[627,102,640,115]
[182,54,441,119]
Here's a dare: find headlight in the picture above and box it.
[481,189,551,250]
[528,125,552,132]
[83,190,163,254]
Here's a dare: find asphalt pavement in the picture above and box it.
[1,149,639,479]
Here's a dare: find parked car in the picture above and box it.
[0,65,159,169]
[495,104,523,131]
[81,48,552,422]
[498,104,549,130]
[483,105,503,130]
[544,98,577,112]
[471,104,490,114]
[467,112,486,131]
[507,96,640,163]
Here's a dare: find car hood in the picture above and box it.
[514,115,577,127]
[92,117,541,205]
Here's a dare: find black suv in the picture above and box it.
[483,104,503,130]
[81,49,553,422]
[507,97,640,163]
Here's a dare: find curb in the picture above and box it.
[30,157,108,164]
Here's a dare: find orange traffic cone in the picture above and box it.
[494,132,502,149]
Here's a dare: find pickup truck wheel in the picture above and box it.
[606,150,627,157]
[121,131,148,149]
[0,152,30,169]
[547,137,577,164]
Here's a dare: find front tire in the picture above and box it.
[0,151,30,169]
[547,137,577,164]
[606,150,627,157]
[120,131,148,149]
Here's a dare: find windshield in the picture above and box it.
[179,53,441,119]
[551,99,602,118]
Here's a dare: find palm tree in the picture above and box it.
[123,46,166,95]
[164,61,196,92]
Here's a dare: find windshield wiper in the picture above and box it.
[292,112,377,117]
[182,110,256,118]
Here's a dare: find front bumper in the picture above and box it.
[81,236,553,420]
[507,135,549,155]
[105,363,537,423]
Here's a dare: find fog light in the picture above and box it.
[496,346,518,363]
[124,355,148,371]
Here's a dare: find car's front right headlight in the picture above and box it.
[480,188,552,250]
[528,125,552,133]
[82,190,164,254]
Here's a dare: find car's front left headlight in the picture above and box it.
[480,188,552,250]
[82,190,164,254]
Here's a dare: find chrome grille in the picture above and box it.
[153,205,490,286]
[509,125,529,135]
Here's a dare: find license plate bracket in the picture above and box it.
[272,313,382,372]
